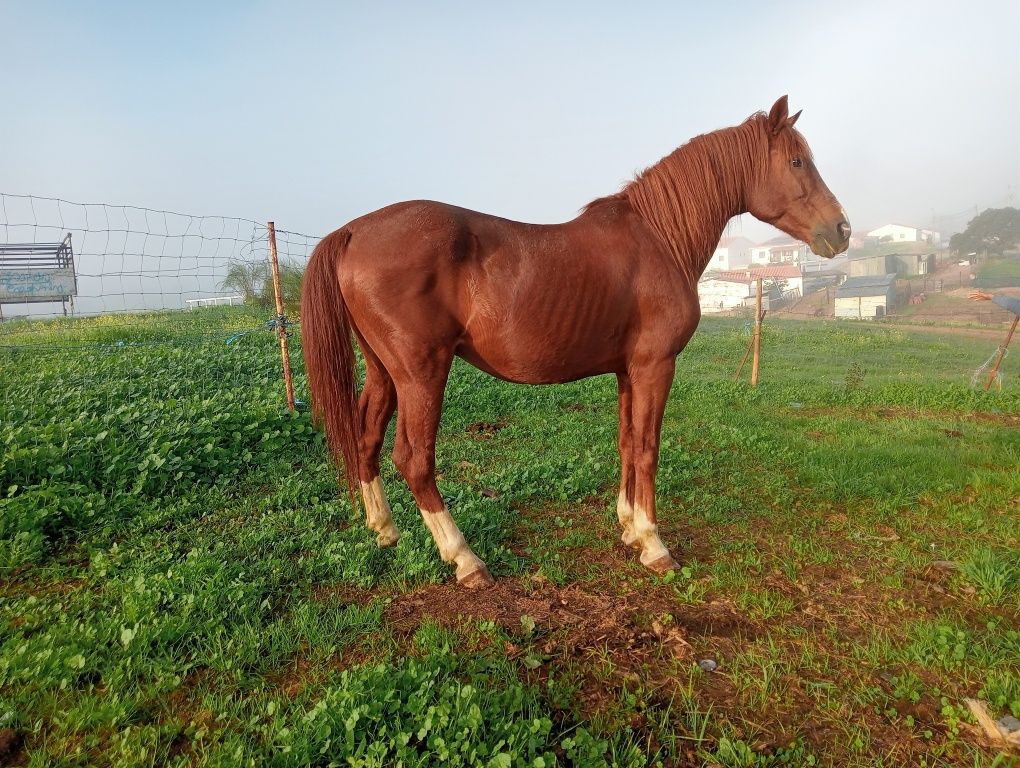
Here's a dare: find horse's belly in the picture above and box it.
[455,331,619,385]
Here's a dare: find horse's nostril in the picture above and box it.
[837,221,851,240]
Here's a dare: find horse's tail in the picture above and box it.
[301,228,360,504]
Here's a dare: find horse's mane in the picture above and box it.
[588,112,809,285]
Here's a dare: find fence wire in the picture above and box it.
[0,194,319,414]
[0,193,318,322]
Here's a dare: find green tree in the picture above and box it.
[950,207,1020,255]
[259,260,305,313]
[220,259,271,305]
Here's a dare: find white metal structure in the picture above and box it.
[185,295,245,309]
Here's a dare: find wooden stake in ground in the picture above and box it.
[751,277,763,387]
[733,310,767,382]
[984,315,1019,391]
[733,334,754,381]
[268,221,297,412]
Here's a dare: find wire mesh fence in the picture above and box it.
[0,193,319,320]
[0,194,320,416]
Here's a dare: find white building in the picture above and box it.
[725,265,804,297]
[866,224,941,247]
[698,265,801,313]
[705,236,754,272]
[751,235,811,265]
[698,276,754,313]
[834,274,897,319]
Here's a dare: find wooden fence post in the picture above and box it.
[984,315,1019,391]
[268,221,297,412]
[751,278,763,387]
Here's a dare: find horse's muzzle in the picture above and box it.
[811,219,851,258]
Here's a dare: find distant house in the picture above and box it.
[706,236,754,271]
[698,275,755,314]
[717,264,804,297]
[834,274,897,319]
[698,265,795,313]
[849,251,936,277]
[750,235,811,265]
[849,254,897,278]
[866,224,941,247]
[803,268,846,295]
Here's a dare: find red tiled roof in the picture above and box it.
[716,265,802,282]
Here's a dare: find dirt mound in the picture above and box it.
[386,577,751,666]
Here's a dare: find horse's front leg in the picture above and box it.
[625,359,679,574]
[615,373,640,548]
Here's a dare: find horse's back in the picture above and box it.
[335,198,694,383]
[343,199,552,262]
[337,198,576,320]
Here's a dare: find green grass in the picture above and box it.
[976,255,1020,288]
[2,308,1019,766]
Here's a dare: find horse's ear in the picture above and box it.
[768,95,789,135]
[786,109,802,130]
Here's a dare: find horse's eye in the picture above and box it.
[791,157,803,168]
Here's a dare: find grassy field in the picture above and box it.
[1,308,1019,767]
[976,256,1020,288]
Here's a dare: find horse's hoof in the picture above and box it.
[645,554,679,574]
[375,528,400,548]
[621,530,642,550]
[458,565,495,589]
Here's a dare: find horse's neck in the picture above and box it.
[624,125,760,282]
[690,207,742,278]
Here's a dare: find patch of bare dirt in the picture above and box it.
[2,573,90,601]
[388,579,636,641]
[384,574,760,731]
[0,729,26,767]
[310,583,375,605]
[788,404,1020,428]
[163,667,215,723]
[671,599,752,637]
[262,641,386,701]
[166,732,190,763]
[465,419,507,439]
[265,655,317,699]
[384,576,755,661]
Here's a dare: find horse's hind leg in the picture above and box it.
[358,348,400,547]
[390,353,493,589]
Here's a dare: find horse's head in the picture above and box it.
[746,96,850,258]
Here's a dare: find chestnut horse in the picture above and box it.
[302,96,849,588]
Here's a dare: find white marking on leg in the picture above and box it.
[617,488,639,547]
[633,503,672,567]
[420,506,487,581]
[361,477,400,547]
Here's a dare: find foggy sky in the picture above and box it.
[2,0,1018,245]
